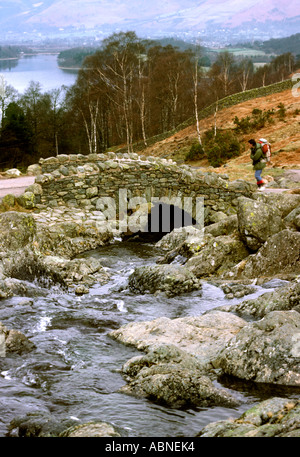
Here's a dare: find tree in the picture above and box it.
[0,102,33,168]
[94,31,142,153]
[0,75,18,129]
[192,45,204,147]
[19,81,44,155]
[209,51,235,98]
[270,53,295,81]
[148,45,194,133]
[236,58,254,92]
[42,87,67,156]
[253,64,269,87]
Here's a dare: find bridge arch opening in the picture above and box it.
[123,201,200,243]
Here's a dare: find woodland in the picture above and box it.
[0,31,299,170]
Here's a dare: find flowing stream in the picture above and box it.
[0,240,298,437]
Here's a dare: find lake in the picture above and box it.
[0,53,78,94]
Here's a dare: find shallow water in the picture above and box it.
[0,241,299,437]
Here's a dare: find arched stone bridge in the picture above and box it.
[35,152,254,233]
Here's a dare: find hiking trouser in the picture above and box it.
[255,169,263,182]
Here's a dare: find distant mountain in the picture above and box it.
[0,0,299,41]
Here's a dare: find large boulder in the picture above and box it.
[156,226,202,251]
[228,229,300,281]
[42,255,110,288]
[0,212,37,251]
[204,215,238,237]
[110,311,247,365]
[119,345,239,408]
[128,264,201,297]
[34,219,113,259]
[156,216,239,257]
[184,234,249,278]
[198,397,300,437]
[253,192,300,218]
[215,310,300,386]
[237,196,285,251]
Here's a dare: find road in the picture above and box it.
[0,176,35,200]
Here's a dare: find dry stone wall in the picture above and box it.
[36,152,254,219]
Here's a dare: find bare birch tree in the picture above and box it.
[237,58,254,92]
[192,46,203,147]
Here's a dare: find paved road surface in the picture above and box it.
[0,176,35,200]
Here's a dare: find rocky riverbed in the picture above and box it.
[0,176,299,437]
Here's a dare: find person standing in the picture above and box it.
[248,139,266,190]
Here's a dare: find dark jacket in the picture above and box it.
[250,143,266,170]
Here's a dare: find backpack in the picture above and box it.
[258,138,271,163]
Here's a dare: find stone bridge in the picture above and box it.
[34,152,254,235]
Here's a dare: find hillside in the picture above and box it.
[241,33,300,56]
[1,0,300,40]
[141,87,300,183]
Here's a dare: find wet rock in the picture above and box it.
[197,398,300,437]
[219,282,300,318]
[215,310,300,386]
[2,249,67,290]
[0,277,44,299]
[128,264,201,297]
[237,196,285,251]
[60,422,121,437]
[3,248,110,293]
[75,285,90,295]
[0,321,35,355]
[119,345,240,408]
[42,255,110,288]
[7,412,79,437]
[110,310,247,365]
[0,279,13,299]
[220,282,257,299]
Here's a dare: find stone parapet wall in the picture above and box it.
[36,153,254,218]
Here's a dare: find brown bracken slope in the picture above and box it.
[141,88,300,182]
